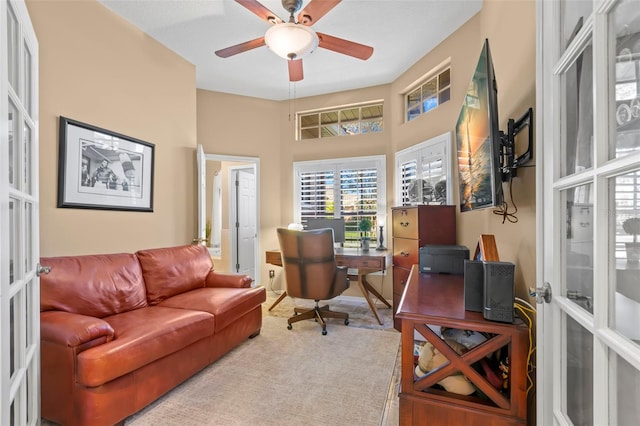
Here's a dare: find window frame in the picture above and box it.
[293,155,387,248]
[403,59,451,123]
[297,101,384,141]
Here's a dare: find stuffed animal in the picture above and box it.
[414,340,475,396]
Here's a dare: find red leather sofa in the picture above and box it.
[39,244,266,426]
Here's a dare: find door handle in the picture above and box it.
[530,282,552,304]
[37,264,51,276]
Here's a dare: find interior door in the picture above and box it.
[538,1,640,424]
[1,0,40,424]
[231,166,256,278]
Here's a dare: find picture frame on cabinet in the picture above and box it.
[57,116,155,212]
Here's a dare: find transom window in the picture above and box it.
[405,64,451,122]
[297,102,383,140]
[293,156,386,248]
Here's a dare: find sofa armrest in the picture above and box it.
[41,311,115,348]
[205,271,253,288]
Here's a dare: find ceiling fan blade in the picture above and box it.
[288,59,304,82]
[235,0,283,24]
[297,0,341,25]
[215,37,266,58]
[317,33,373,60]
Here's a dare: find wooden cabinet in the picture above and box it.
[392,205,456,330]
[397,266,529,425]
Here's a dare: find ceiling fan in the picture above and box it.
[215,0,374,82]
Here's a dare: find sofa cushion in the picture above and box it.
[76,306,214,387]
[40,253,148,318]
[136,245,213,305]
[159,287,266,332]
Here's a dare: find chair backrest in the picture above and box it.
[276,228,348,301]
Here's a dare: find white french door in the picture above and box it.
[1,0,40,424]
[538,0,640,424]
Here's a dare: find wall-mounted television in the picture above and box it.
[455,39,502,212]
[455,39,533,213]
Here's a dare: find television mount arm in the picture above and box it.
[500,107,534,182]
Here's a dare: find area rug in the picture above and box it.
[263,288,396,332]
[127,315,401,426]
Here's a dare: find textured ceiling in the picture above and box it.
[99,0,483,100]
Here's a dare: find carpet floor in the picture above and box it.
[128,312,400,425]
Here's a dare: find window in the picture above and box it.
[395,132,453,206]
[298,101,383,140]
[294,156,386,248]
[405,64,451,122]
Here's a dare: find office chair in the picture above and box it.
[276,228,350,335]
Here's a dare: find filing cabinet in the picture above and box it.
[391,205,456,330]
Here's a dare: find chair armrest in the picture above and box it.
[40,311,115,347]
[205,271,253,288]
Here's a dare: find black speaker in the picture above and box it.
[464,260,484,312]
[483,261,515,323]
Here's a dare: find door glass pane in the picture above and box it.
[9,198,17,284]
[561,1,591,49]
[613,354,640,424]
[24,122,31,194]
[562,41,593,177]
[8,99,18,188]
[24,202,32,274]
[26,280,33,347]
[10,296,15,377]
[612,171,640,343]
[611,0,640,159]
[564,184,594,313]
[6,2,19,91]
[24,42,32,115]
[566,314,594,426]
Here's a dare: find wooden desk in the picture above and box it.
[265,248,392,325]
[396,265,528,425]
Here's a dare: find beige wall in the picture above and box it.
[29,0,197,256]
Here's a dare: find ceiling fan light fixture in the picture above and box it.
[264,23,318,60]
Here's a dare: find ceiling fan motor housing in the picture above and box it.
[282,0,303,14]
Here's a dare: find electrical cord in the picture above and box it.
[514,301,536,395]
[268,275,282,296]
[493,178,519,224]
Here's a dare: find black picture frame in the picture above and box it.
[57,116,155,212]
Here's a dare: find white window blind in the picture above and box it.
[294,156,386,248]
[395,132,452,206]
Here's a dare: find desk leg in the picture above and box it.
[361,275,392,308]
[268,291,288,311]
[355,270,390,325]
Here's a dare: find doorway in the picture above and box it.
[196,146,260,283]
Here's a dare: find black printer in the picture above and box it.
[419,245,470,275]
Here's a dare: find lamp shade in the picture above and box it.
[264,23,319,60]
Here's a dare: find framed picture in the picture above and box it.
[57,116,155,212]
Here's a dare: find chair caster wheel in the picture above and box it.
[287,324,292,330]
[344,319,349,326]
[322,330,327,335]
